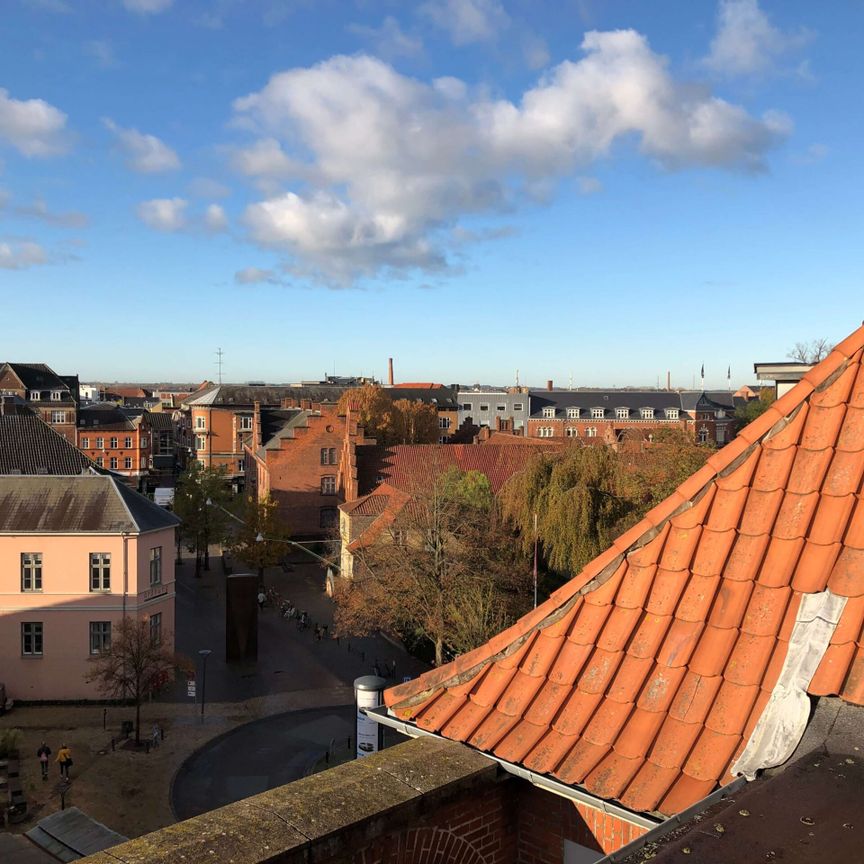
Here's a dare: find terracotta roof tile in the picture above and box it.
[385,326,864,818]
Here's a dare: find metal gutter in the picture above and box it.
[366,706,661,832]
[596,774,748,863]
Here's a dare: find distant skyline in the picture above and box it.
[1,1,861,385]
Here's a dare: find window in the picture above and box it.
[641,408,654,420]
[320,507,338,530]
[110,436,118,448]
[239,416,253,431]
[566,427,579,437]
[96,457,104,467]
[479,403,489,412]
[237,460,244,473]
[698,427,710,444]
[513,403,523,412]
[51,410,67,424]
[717,409,726,419]
[665,408,680,420]
[51,391,61,401]
[321,447,338,465]
[497,404,506,412]
[542,407,555,419]
[149,613,162,646]
[439,417,450,429]
[195,416,206,429]
[195,435,206,451]
[591,408,604,419]
[124,457,132,469]
[90,553,111,591]
[140,436,148,447]
[616,408,629,419]
[109,457,118,470]
[586,427,597,437]
[566,408,579,419]
[149,547,162,585]
[462,403,472,411]
[89,621,111,654]
[30,391,41,401]
[717,426,727,444]
[21,553,42,591]
[21,622,43,656]
[158,432,172,455]
[81,436,90,449]
[537,427,554,438]
[124,436,132,448]
[321,475,336,495]
[95,436,104,449]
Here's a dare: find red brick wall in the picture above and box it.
[351,781,518,864]
[518,784,647,861]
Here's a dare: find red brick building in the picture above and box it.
[245,402,374,537]
[77,404,152,487]
[0,361,79,444]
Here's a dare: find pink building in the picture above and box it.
[0,474,179,701]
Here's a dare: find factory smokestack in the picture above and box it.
[388,358,394,387]
[546,379,553,391]
[667,370,671,391]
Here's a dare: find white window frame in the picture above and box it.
[513,403,523,412]
[591,408,604,419]
[30,391,41,401]
[90,552,111,592]
[81,436,90,448]
[321,475,337,495]
[149,547,162,586]
[124,457,132,469]
[124,436,132,448]
[461,403,472,412]
[239,416,253,431]
[109,457,118,470]
[665,408,680,420]
[616,408,629,419]
[542,407,555,419]
[95,436,104,449]
[566,427,578,437]
[195,416,206,430]
[566,408,579,419]
[586,427,597,437]
[89,621,111,654]
[51,391,61,401]
[641,408,654,420]
[439,417,451,429]
[21,553,42,592]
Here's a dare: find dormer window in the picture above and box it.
[641,408,654,420]
[542,407,555,419]
[51,391,62,401]
[616,408,629,419]
[30,391,41,401]
[716,409,726,419]
[665,408,680,420]
[591,408,604,419]
[566,408,579,419]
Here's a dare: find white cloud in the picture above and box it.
[235,266,281,285]
[122,0,173,13]
[104,118,180,173]
[232,137,302,181]
[420,0,508,45]
[576,176,602,195]
[15,197,88,227]
[0,87,69,157]
[137,197,187,231]
[0,238,47,269]
[233,33,789,284]
[85,40,117,68]
[188,177,231,199]
[704,0,811,77]
[522,32,550,70]
[349,16,423,59]
[204,203,228,232]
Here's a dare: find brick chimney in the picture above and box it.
[253,401,262,449]
[547,380,553,391]
[388,358,394,387]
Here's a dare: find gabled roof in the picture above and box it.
[358,443,559,497]
[385,386,458,408]
[0,361,70,392]
[0,474,180,533]
[386,324,864,819]
[0,413,96,475]
[183,384,347,407]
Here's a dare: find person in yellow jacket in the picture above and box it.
[56,744,72,779]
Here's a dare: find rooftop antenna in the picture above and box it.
[215,347,224,385]
[515,368,520,387]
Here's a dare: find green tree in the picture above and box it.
[228,495,291,581]
[173,462,232,577]
[734,387,775,433]
[85,616,184,746]
[334,468,530,665]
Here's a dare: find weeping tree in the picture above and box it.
[334,467,530,665]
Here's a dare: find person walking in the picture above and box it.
[37,741,51,780]
[151,723,161,749]
[56,744,72,780]
[257,590,266,610]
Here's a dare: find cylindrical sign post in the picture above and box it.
[354,675,386,759]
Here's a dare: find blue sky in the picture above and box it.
[1,0,861,387]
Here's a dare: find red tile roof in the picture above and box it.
[363,443,561,496]
[385,324,864,818]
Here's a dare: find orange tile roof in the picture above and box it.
[385,323,864,817]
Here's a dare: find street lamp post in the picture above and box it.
[198,648,212,720]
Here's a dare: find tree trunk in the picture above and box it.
[434,636,443,667]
